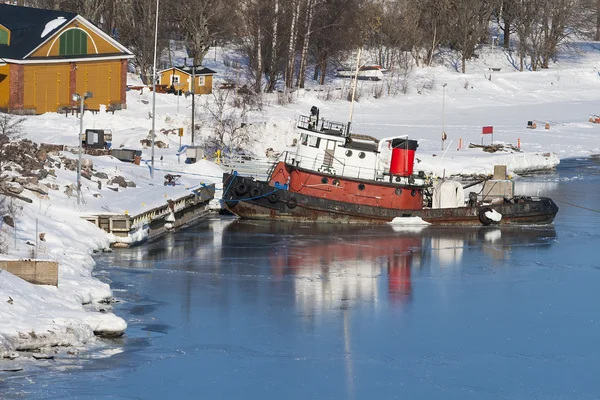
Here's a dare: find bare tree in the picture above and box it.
[538,0,580,68]
[116,0,168,84]
[172,0,234,64]
[311,0,363,85]
[285,0,302,88]
[199,89,257,155]
[448,0,500,73]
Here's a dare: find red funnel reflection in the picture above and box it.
[388,248,413,303]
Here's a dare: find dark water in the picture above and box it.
[2,158,600,399]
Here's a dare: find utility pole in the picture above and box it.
[441,83,447,151]
[150,0,159,179]
[191,61,196,146]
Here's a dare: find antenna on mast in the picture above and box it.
[347,47,362,136]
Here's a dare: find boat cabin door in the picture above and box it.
[324,140,336,167]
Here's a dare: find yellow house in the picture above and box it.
[158,66,216,95]
[0,3,133,114]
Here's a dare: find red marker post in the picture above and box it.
[482,126,493,145]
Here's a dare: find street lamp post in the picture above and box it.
[73,91,93,205]
[150,0,160,179]
[441,83,447,151]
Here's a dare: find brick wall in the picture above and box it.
[8,64,23,109]
[120,59,127,108]
[70,62,77,106]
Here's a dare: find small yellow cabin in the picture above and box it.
[158,66,216,95]
[0,3,133,114]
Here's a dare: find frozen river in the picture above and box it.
[2,157,600,399]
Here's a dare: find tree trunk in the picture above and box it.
[286,0,300,88]
[255,25,263,94]
[266,0,280,92]
[597,0,600,41]
[503,17,511,48]
[296,0,314,88]
[319,51,327,85]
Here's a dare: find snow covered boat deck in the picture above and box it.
[82,184,215,247]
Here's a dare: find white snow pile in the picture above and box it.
[41,17,67,38]
[389,216,431,226]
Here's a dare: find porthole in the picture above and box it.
[358,183,365,191]
[411,189,417,197]
[333,179,340,186]
[321,177,329,184]
[345,150,353,157]
[358,152,366,159]
[395,188,402,196]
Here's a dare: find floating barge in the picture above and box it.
[82,184,215,247]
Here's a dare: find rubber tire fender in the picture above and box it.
[478,207,496,226]
[235,183,248,196]
[287,197,298,209]
[250,187,261,198]
[268,192,279,204]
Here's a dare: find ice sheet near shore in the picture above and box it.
[3,40,600,357]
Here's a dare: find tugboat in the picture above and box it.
[221,107,558,226]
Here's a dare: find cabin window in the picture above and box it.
[0,27,8,45]
[301,133,308,146]
[308,135,320,148]
[345,150,353,157]
[411,189,417,197]
[333,179,340,186]
[358,183,365,191]
[321,177,329,184]
[59,29,88,56]
[395,188,402,196]
[326,140,336,151]
[358,152,366,159]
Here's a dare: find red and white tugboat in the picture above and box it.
[222,107,558,225]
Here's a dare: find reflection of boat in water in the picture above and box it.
[223,221,557,307]
[222,106,559,226]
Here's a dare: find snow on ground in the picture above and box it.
[4,41,600,359]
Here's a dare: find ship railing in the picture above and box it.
[289,152,379,180]
[297,115,348,136]
[220,154,275,180]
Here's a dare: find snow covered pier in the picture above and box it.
[82,184,215,247]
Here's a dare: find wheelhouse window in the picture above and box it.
[0,26,9,45]
[59,29,88,56]
[308,135,320,148]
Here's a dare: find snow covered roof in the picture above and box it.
[0,4,77,59]
[0,3,132,61]
[158,66,217,76]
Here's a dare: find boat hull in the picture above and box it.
[222,174,558,226]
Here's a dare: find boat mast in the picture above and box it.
[347,48,362,136]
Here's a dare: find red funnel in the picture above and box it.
[389,139,418,177]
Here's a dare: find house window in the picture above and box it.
[170,75,180,85]
[59,29,88,56]
[0,27,9,45]
[198,76,205,86]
